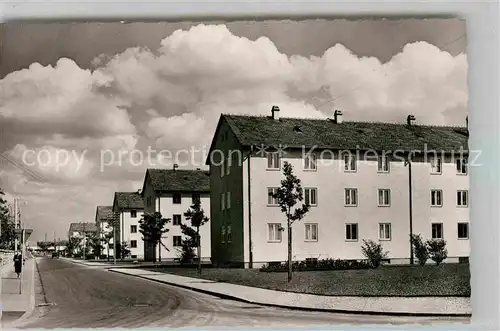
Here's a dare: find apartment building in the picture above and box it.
[112,191,144,259]
[206,106,469,268]
[94,206,116,258]
[141,168,211,262]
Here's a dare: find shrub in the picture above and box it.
[179,240,197,265]
[411,234,429,266]
[361,239,388,269]
[426,239,448,265]
[259,258,371,272]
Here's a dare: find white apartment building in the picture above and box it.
[206,106,469,268]
[112,191,144,259]
[141,168,211,262]
[94,206,115,258]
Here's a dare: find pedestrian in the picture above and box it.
[13,251,22,278]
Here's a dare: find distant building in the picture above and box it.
[67,222,99,256]
[206,106,469,268]
[141,168,211,262]
[94,206,116,258]
[112,191,145,260]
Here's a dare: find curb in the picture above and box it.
[108,269,472,318]
[2,257,37,329]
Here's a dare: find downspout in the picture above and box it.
[246,146,254,268]
[121,211,124,260]
[406,152,415,265]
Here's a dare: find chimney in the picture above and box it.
[173,164,178,171]
[407,114,416,126]
[271,105,280,120]
[333,110,343,124]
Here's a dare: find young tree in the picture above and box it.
[269,161,310,282]
[183,196,209,275]
[410,234,430,266]
[139,212,170,263]
[0,189,15,249]
[426,238,448,266]
[119,241,131,259]
[178,224,197,265]
[87,233,103,258]
[66,237,82,257]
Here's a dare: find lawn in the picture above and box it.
[147,263,471,297]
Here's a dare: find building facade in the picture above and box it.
[68,222,99,256]
[94,206,116,258]
[112,191,145,260]
[207,107,469,268]
[141,168,211,262]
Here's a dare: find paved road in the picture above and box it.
[16,258,469,328]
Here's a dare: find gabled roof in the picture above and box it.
[95,206,114,226]
[206,113,468,164]
[68,222,98,233]
[142,169,210,193]
[113,192,144,210]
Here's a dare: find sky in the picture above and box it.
[0,19,468,242]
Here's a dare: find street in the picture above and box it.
[16,258,469,328]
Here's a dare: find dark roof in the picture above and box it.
[144,169,210,193]
[95,206,114,224]
[217,114,468,152]
[68,222,98,233]
[114,192,144,210]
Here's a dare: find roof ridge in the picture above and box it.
[223,114,466,128]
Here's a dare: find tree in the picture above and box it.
[139,212,170,263]
[410,234,430,266]
[66,237,82,257]
[0,188,15,250]
[119,241,131,259]
[269,161,310,282]
[87,233,103,258]
[426,238,448,266]
[361,239,388,268]
[182,197,209,274]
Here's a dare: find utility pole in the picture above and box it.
[405,156,415,265]
[82,222,86,261]
[112,214,117,264]
[14,198,18,252]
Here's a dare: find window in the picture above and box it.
[377,155,390,172]
[304,153,317,170]
[226,225,232,243]
[344,153,357,172]
[268,188,279,206]
[173,193,181,204]
[457,190,468,207]
[304,188,317,206]
[378,189,391,206]
[305,223,318,241]
[456,158,468,174]
[345,223,358,241]
[130,240,137,248]
[221,193,225,210]
[430,157,442,174]
[267,152,280,170]
[226,191,231,209]
[431,223,443,239]
[220,159,225,177]
[192,193,201,204]
[173,214,182,225]
[226,156,231,175]
[173,236,182,247]
[130,225,137,233]
[268,223,282,242]
[458,222,469,239]
[379,223,391,240]
[221,226,226,243]
[431,190,443,207]
[345,188,358,206]
[130,210,137,218]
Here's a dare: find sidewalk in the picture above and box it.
[109,268,472,317]
[0,257,36,327]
